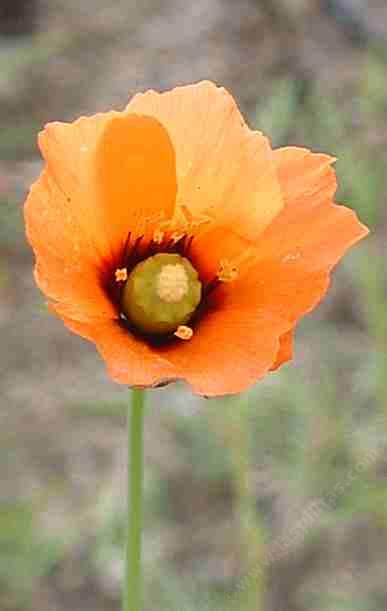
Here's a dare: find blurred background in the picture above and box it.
[0,1,386,610]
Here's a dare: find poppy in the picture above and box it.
[24,81,368,396]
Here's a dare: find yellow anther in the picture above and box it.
[217,259,239,283]
[115,268,128,282]
[172,205,213,240]
[174,325,194,340]
[216,247,257,283]
[153,229,164,244]
[182,207,212,232]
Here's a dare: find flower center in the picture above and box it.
[120,253,202,336]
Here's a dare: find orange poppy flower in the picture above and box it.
[24,81,368,396]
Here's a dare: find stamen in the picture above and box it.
[171,205,212,243]
[180,205,194,224]
[190,214,212,230]
[115,267,128,282]
[184,234,194,254]
[171,231,185,244]
[217,259,239,283]
[174,325,194,340]
[153,229,164,244]
[216,247,256,283]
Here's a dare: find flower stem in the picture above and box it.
[124,388,145,611]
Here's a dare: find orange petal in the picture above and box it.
[161,298,291,396]
[274,147,337,208]
[54,311,179,387]
[127,81,283,242]
[227,223,367,334]
[222,148,369,329]
[95,113,177,260]
[25,168,117,322]
[52,298,290,396]
[36,113,118,263]
[270,330,293,371]
[180,148,368,392]
[26,112,177,323]
[257,146,369,270]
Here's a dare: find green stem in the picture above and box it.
[124,388,145,611]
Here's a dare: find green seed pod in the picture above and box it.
[121,253,202,335]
